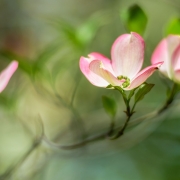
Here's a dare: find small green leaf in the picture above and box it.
[165,17,180,35]
[135,83,154,104]
[102,96,117,118]
[120,4,147,35]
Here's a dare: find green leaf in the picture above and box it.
[102,96,117,118]
[120,4,147,35]
[135,83,154,104]
[165,17,180,35]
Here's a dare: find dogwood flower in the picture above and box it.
[0,61,18,92]
[79,32,162,90]
[151,35,180,83]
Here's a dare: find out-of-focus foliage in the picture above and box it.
[165,17,180,35]
[120,4,147,35]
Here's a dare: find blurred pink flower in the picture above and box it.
[151,35,180,83]
[0,61,18,92]
[80,32,162,90]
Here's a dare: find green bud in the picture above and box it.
[117,75,124,80]
[122,81,130,88]
[117,75,130,88]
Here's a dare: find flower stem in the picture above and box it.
[129,82,179,127]
[158,83,178,114]
[110,94,134,139]
[43,83,180,149]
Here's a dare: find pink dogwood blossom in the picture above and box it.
[80,32,162,90]
[151,35,180,83]
[0,61,18,92]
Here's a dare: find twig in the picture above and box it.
[42,83,179,150]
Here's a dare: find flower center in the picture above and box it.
[117,75,130,88]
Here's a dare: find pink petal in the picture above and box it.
[172,43,180,71]
[151,35,180,78]
[111,32,145,79]
[89,60,124,86]
[79,56,109,87]
[0,61,18,93]
[151,38,167,72]
[126,62,163,90]
[88,52,114,74]
[167,35,180,55]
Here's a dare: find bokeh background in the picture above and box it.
[0,0,180,179]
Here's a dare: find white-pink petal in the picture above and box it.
[88,52,114,75]
[166,35,180,56]
[172,43,180,71]
[151,35,180,78]
[111,32,144,79]
[126,62,163,90]
[79,56,109,87]
[0,61,18,93]
[151,38,167,74]
[89,60,124,86]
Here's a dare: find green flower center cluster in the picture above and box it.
[117,75,130,88]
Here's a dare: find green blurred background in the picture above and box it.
[0,0,180,179]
